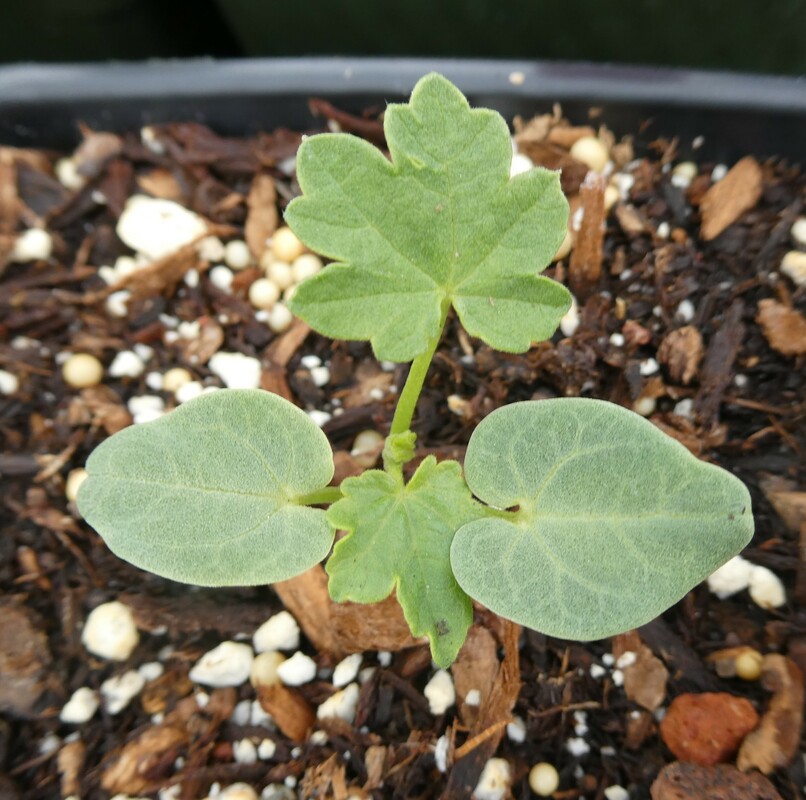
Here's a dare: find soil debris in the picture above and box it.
[699,156,763,240]
[650,761,782,800]
[659,692,759,766]
[736,654,804,774]
[756,298,806,356]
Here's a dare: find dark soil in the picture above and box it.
[0,100,804,800]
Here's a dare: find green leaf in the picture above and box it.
[286,72,571,363]
[326,456,483,667]
[77,389,336,586]
[451,399,754,640]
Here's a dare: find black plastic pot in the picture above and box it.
[0,58,804,163]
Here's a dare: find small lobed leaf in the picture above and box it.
[326,456,484,667]
[451,399,754,640]
[77,389,335,586]
[286,72,571,363]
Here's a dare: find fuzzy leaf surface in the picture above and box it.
[326,456,483,666]
[78,389,335,586]
[286,72,571,362]
[451,399,754,639]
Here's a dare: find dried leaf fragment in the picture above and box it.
[657,326,704,385]
[245,173,279,259]
[612,630,668,711]
[736,654,804,774]
[699,156,763,240]
[257,684,315,742]
[756,299,806,356]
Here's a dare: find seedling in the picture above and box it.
[78,74,753,668]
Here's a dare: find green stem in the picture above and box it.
[390,303,450,437]
[296,486,343,506]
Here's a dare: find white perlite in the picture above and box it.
[101,670,146,714]
[11,228,53,262]
[332,653,363,688]
[790,217,806,246]
[434,734,450,773]
[707,555,754,599]
[424,669,455,715]
[232,738,258,765]
[82,601,139,661]
[566,737,591,757]
[559,296,580,337]
[253,611,300,653]
[138,662,164,682]
[277,652,317,686]
[510,152,534,177]
[208,352,262,389]
[250,651,286,688]
[748,565,786,609]
[473,757,511,800]
[465,689,481,706]
[189,642,254,687]
[781,250,806,288]
[506,715,527,743]
[117,196,207,260]
[216,784,258,800]
[258,738,277,759]
[0,369,19,395]
[127,395,166,425]
[60,687,100,724]
[316,683,360,723]
[109,350,146,378]
[604,786,630,800]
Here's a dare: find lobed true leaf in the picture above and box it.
[285,72,571,363]
[326,456,485,667]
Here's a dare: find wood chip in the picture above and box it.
[272,566,342,658]
[699,156,763,240]
[615,203,650,236]
[57,739,85,798]
[245,173,279,259]
[546,125,596,149]
[650,761,782,800]
[569,171,606,298]
[612,630,668,711]
[0,600,59,718]
[177,316,224,367]
[110,239,200,300]
[736,654,804,774]
[0,155,20,234]
[331,592,421,654]
[299,752,349,800]
[441,620,520,799]
[694,301,745,426]
[451,625,499,725]
[136,168,184,202]
[73,126,123,179]
[756,298,806,356]
[657,325,704,385]
[257,684,315,742]
[758,474,806,534]
[101,724,187,794]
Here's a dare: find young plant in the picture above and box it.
[78,74,753,668]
